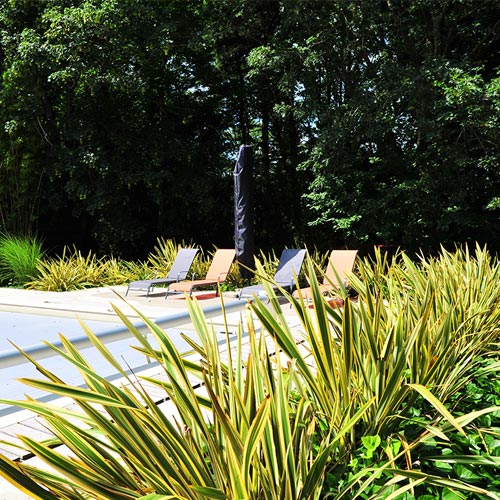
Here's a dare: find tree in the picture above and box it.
[0,0,49,234]
[301,0,500,252]
[1,0,232,256]
[204,0,332,249]
[1,0,499,256]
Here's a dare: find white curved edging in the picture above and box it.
[0,300,247,370]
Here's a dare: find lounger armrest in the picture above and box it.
[175,270,191,282]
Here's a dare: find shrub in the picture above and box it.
[0,298,369,499]
[254,246,500,496]
[0,257,499,498]
[26,247,144,291]
[0,233,44,287]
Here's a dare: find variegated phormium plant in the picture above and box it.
[261,245,500,439]
[0,294,373,500]
[251,245,500,498]
[0,246,499,499]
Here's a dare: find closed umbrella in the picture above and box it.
[233,144,255,280]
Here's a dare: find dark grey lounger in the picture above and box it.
[125,248,198,297]
[238,248,306,300]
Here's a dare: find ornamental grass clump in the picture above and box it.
[253,246,500,497]
[146,237,196,277]
[353,244,500,404]
[0,233,44,287]
[27,247,144,291]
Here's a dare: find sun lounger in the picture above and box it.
[238,248,306,300]
[125,248,198,297]
[294,249,358,300]
[165,248,236,298]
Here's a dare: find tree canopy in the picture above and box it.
[1,0,499,257]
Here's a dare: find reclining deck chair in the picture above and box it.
[165,248,236,298]
[238,248,307,300]
[294,249,358,300]
[125,248,198,297]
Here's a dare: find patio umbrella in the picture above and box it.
[233,144,255,280]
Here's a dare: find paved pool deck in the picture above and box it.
[0,285,222,320]
[0,285,303,499]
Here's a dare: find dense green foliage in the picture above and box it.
[1,1,499,256]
